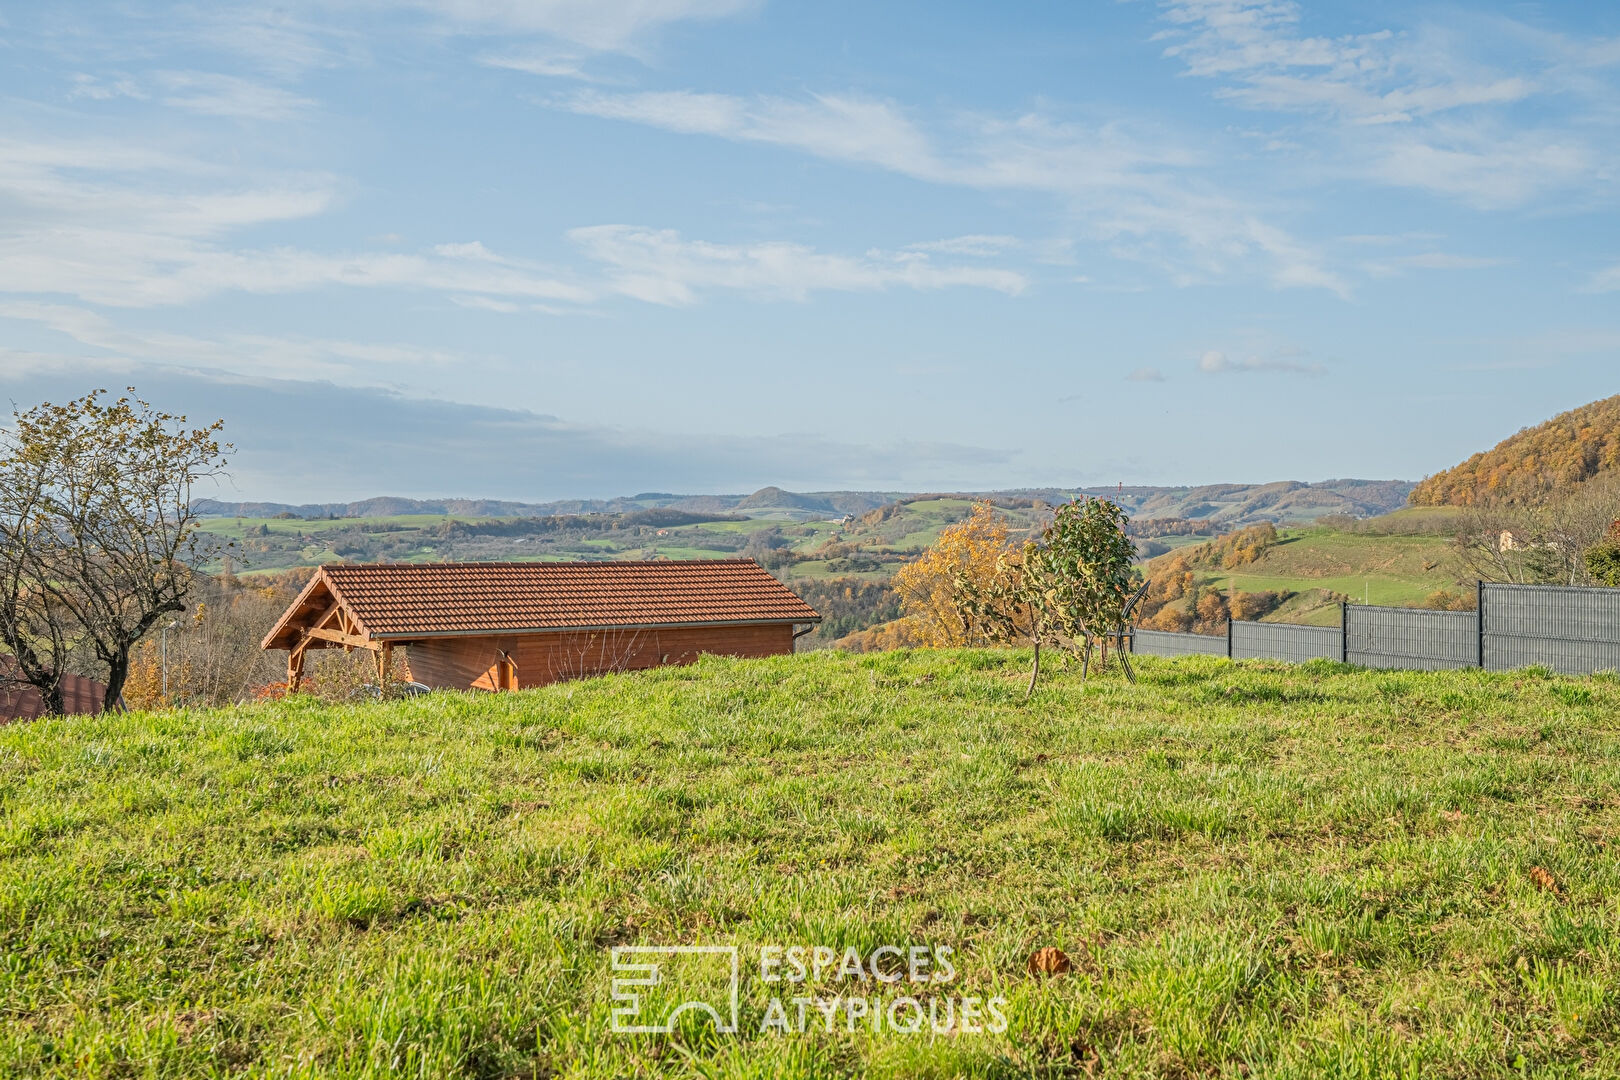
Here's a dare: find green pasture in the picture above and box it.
[4,649,1620,1077]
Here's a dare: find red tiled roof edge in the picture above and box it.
[266,558,820,644]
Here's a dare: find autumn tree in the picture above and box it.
[953,497,1138,697]
[954,541,1053,699]
[892,502,1013,646]
[0,391,227,714]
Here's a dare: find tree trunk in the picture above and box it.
[39,679,64,718]
[103,649,130,713]
[1024,638,1041,700]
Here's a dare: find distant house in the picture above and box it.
[261,559,821,693]
[1498,530,1556,554]
[0,659,111,722]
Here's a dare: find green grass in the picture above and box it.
[5,650,1620,1077]
[1185,528,1460,610]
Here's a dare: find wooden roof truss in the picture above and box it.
[281,584,393,693]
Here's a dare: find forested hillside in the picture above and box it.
[1411,394,1620,506]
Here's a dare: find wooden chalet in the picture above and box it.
[261,559,821,692]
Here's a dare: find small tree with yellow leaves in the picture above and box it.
[891,502,1013,646]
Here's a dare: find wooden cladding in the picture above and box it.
[405,622,795,691]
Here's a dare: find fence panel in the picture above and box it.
[1131,629,1228,658]
[1231,621,1341,662]
[1483,583,1620,676]
[1345,605,1478,671]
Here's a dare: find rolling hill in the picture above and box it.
[1410,393,1620,506]
[1137,522,1461,628]
[196,479,1413,527]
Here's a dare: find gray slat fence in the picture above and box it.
[1129,582,1620,675]
[1345,604,1477,671]
[1482,583,1620,676]
[1131,628,1228,657]
[1230,620,1341,662]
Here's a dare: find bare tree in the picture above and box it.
[1452,472,1620,588]
[545,628,648,684]
[0,391,227,714]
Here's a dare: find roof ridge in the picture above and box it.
[321,557,760,571]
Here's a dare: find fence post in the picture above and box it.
[1226,619,1234,660]
[1476,580,1485,669]
[1341,602,1349,663]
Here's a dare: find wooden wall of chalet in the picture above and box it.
[404,622,795,691]
[0,670,109,722]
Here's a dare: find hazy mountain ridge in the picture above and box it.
[195,479,1412,525]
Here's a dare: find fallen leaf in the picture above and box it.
[1028,947,1071,977]
[1441,809,1465,822]
[1528,866,1562,896]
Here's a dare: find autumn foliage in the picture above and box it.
[891,502,1014,646]
[1410,393,1620,507]
[1133,524,1287,633]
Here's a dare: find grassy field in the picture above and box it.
[1174,527,1461,621]
[5,650,1619,1077]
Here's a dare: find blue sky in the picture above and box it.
[2,1,1617,502]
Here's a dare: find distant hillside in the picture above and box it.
[191,496,566,518]
[1072,479,1413,524]
[196,479,1411,525]
[1411,394,1620,507]
[192,488,899,520]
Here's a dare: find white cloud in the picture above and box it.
[479,50,591,79]
[0,133,596,307]
[567,225,1026,305]
[373,0,758,52]
[563,90,943,176]
[906,235,1020,257]
[167,8,362,78]
[156,71,316,121]
[450,295,525,313]
[559,89,1348,295]
[432,241,505,261]
[1159,1,1535,124]
[1197,348,1324,375]
[0,301,467,383]
[0,125,1028,312]
[1157,0,1618,209]
[1586,265,1620,293]
[1363,251,1511,277]
[1369,126,1593,208]
[69,73,146,101]
[1126,366,1166,383]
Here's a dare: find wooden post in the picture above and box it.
[287,649,305,693]
[377,643,393,695]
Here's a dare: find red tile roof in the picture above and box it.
[263,559,820,647]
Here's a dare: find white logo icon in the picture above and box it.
[610,945,740,1034]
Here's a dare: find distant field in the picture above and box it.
[197,514,498,539]
[1178,527,1461,614]
[4,650,1619,1076]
